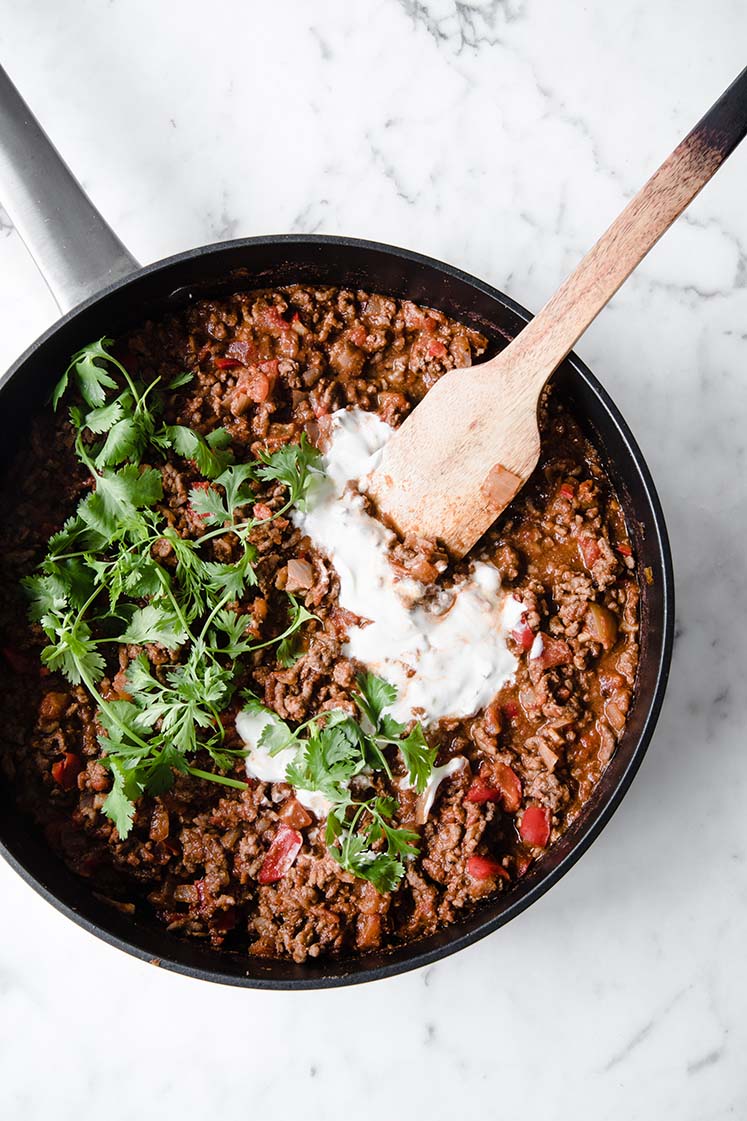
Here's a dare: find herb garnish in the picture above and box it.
[25,338,323,838]
[244,672,436,892]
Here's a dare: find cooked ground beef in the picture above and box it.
[0,285,639,963]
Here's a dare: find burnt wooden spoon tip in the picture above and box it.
[367,66,747,558]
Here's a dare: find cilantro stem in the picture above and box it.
[197,590,234,645]
[155,565,191,636]
[72,655,154,755]
[136,374,161,413]
[185,766,248,791]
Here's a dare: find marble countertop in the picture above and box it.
[1,2,746,1118]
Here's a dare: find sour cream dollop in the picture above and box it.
[293,407,521,725]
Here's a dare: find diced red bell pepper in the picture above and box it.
[559,483,575,500]
[466,778,502,804]
[427,340,447,359]
[51,752,82,791]
[258,825,303,884]
[467,855,510,881]
[520,805,551,848]
[617,542,632,557]
[215,357,242,369]
[511,621,535,652]
[578,534,601,569]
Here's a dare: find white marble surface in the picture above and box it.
[1,1,746,1117]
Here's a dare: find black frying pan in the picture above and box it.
[0,64,674,989]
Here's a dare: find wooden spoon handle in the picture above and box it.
[505,65,747,396]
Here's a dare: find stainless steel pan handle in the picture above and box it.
[0,63,139,313]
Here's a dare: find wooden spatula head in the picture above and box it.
[367,353,542,557]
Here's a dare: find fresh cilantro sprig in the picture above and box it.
[257,436,322,512]
[27,337,324,839]
[243,673,435,892]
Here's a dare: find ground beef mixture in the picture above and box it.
[0,286,640,963]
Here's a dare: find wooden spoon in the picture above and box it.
[368,67,747,557]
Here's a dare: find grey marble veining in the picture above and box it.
[1,1,746,1118]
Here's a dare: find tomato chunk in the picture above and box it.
[520,805,551,848]
[467,855,510,881]
[466,778,502,804]
[278,797,313,830]
[258,825,303,884]
[215,357,242,369]
[51,752,82,791]
[578,534,601,569]
[531,635,572,673]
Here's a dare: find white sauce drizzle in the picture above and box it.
[294,407,521,725]
[401,755,468,824]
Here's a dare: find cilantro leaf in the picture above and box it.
[46,514,106,558]
[213,463,256,515]
[276,596,316,667]
[162,425,233,479]
[100,757,137,838]
[39,614,106,686]
[79,465,162,539]
[83,398,124,434]
[94,414,154,469]
[187,483,229,526]
[355,672,397,729]
[398,723,437,795]
[258,715,297,756]
[257,435,322,511]
[168,371,194,390]
[120,604,188,649]
[53,338,118,410]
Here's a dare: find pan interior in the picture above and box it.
[0,236,672,988]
